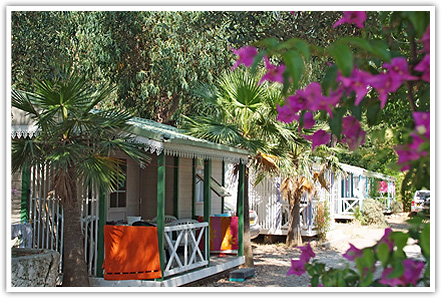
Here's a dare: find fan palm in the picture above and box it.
[11,67,150,286]
[183,69,308,265]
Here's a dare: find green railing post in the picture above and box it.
[20,164,30,223]
[156,152,166,280]
[96,187,107,278]
[238,162,245,257]
[203,159,211,265]
[192,158,196,219]
[173,156,179,218]
[221,160,225,214]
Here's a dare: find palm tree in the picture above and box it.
[11,66,150,286]
[182,69,305,266]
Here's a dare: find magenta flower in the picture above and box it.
[287,259,306,276]
[368,73,395,109]
[396,148,423,171]
[302,112,316,129]
[258,56,286,85]
[383,57,419,89]
[305,129,331,151]
[231,46,258,70]
[378,228,394,251]
[413,111,430,139]
[298,82,324,110]
[414,54,430,82]
[401,259,425,286]
[380,260,425,286]
[277,103,298,123]
[420,25,430,53]
[333,11,367,29]
[337,69,373,106]
[342,243,363,261]
[288,94,308,113]
[299,242,316,263]
[379,267,403,286]
[341,116,366,150]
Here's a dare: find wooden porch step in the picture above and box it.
[229,268,255,282]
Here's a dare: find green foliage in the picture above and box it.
[390,200,404,214]
[361,198,387,226]
[314,200,332,240]
[353,206,366,225]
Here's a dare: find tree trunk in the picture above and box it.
[242,166,254,268]
[286,196,302,247]
[61,182,90,287]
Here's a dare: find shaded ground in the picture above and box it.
[185,213,422,287]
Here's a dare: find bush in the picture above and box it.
[361,198,387,226]
[314,200,332,240]
[390,200,403,214]
[353,206,366,225]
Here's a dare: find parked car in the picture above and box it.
[411,190,430,214]
[249,210,261,239]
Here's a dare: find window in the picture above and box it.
[109,159,127,208]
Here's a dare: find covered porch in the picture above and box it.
[12,112,250,286]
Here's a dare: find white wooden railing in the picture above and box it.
[338,197,361,215]
[29,164,100,277]
[163,221,209,278]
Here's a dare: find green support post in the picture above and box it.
[192,158,196,219]
[237,162,245,257]
[96,187,107,278]
[203,159,211,265]
[20,164,30,223]
[173,156,179,218]
[221,160,225,214]
[156,152,166,280]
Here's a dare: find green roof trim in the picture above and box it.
[126,117,249,162]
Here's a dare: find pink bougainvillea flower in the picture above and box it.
[380,260,425,286]
[299,242,316,263]
[302,112,316,129]
[333,11,367,29]
[298,82,324,109]
[343,243,363,261]
[401,259,425,286]
[368,73,396,109]
[341,116,366,150]
[337,69,373,106]
[258,56,286,85]
[413,111,430,139]
[288,94,308,113]
[287,259,306,276]
[379,267,403,286]
[231,46,258,70]
[378,228,394,251]
[383,57,419,89]
[395,147,423,171]
[277,103,298,123]
[304,129,331,151]
[414,54,430,82]
[420,25,430,53]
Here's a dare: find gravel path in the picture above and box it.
[185,213,421,287]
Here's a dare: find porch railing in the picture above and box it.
[162,221,209,278]
[29,164,100,277]
[338,197,361,215]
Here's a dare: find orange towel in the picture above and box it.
[103,225,162,280]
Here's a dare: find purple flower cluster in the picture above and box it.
[396,112,430,171]
[230,18,430,156]
[333,11,367,29]
[379,259,425,286]
[287,242,315,276]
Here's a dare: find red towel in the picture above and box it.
[103,225,162,280]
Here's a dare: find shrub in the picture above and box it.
[390,200,403,214]
[361,198,387,226]
[314,200,332,241]
[353,206,366,225]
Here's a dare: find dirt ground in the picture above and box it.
[185,212,422,287]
